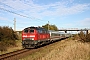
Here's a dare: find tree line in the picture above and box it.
[42,24,58,31]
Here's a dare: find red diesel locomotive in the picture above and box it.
[22,27,50,48]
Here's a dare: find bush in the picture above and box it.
[72,34,80,40]
[0,26,19,51]
[78,31,90,42]
[86,33,90,42]
[0,26,18,41]
[0,40,17,52]
[0,41,7,51]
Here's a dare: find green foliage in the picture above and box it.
[78,31,90,42]
[42,24,58,31]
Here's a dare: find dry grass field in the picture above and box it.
[41,40,90,60]
[20,38,90,60]
[0,40,22,55]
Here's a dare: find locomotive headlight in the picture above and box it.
[31,38,34,40]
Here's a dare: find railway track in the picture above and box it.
[0,37,68,60]
[0,49,31,60]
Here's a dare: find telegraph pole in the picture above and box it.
[14,18,16,31]
[48,21,49,31]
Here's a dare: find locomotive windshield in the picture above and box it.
[24,29,28,33]
[29,29,34,33]
[24,29,34,33]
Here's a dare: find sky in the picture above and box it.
[0,0,90,31]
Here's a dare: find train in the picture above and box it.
[22,26,70,48]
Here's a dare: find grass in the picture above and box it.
[46,41,90,60]
[0,39,22,55]
[20,38,90,60]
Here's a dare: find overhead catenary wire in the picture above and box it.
[0,7,45,22]
[0,1,46,21]
[0,1,47,24]
[0,2,30,18]
[0,7,30,18]
[0,2,50,31]
[0,2,15,9]
[0,7,47,25]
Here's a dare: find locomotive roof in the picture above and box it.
[24,27,47,30]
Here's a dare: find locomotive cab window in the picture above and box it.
[24,29,28,33]
[29,29,34,33]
